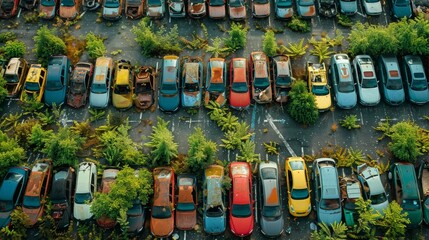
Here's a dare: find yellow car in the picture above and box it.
[285,157,311,217]
[307,62,332,111]
[20,64,47,103]
[112,60,134,109]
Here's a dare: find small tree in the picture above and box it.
[206,37,231,58]
[144,117,178,166]
[3,40,26,59]
[85,32,106,59]
[0,207,30,239]
[33,26,66,66]
[185,127,217,174]
[225,22,248,51]
[311,221,348,240]
[279,38,308,58]
[236,140,260,164]
[340,115,361,130]
[348,198,379,239]
[288,80,319,125]
[376,201,410,239]
[388,121,422,163]
[262,30,278,57]
[0,131,25,179]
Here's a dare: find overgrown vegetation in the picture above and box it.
[340,114,361,129]
[0,76,7,105]
[144,117,178,166]
[33,26,66,66]
[287,16,311,32]
[262,30,278,57]
[308,31,344,63]
[0,32,16,43]
[180,23,208,50]
[336,14,353,28]
[0,131,25,179]
[184,127,217,174]
[85,32,106,59]
[224,22,248,51]
[288,80,319,125]
[2,40,26,59]
[278,38,308,58]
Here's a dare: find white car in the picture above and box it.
[362,0,382,15]
[74,162,97,221]
[352,55,381,106]
[357,163,388,215]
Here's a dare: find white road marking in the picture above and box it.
[139,112,143,120]
[80,11,86,18]
[263,119,285,124]
[150,21,153,27]
[301,145,304,157]
[266,113,296,157]
[17,8,22,18]
[228,150,230,162]
[277,154,280,167]
[268,16,271,27]
[184,230,186,240]
[380,118,398,122]
[409,108,415,121]
[360,111,364,126]
[254,182,258,223]
[342,168,345,177]
[356,12,366,17]
[169,17,171,23]
[331,110,337,145]
[171,121,175,132]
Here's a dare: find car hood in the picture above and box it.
[0,211,12,228]
[336,91,357,109]
[297,4,315,17]
[276,6,293,18]
[229,6,246,19]
[409,88,429,104]
[147,6,164,17]
[384,88,405,105]
[189,3,206,14]
[254,3,270,16]
[44,89,66,106]
[112,93,133,109]
[103,6,120,16]
[74,203,93,221]
[135,93,154,109]
[318,207,342,226]
[40,6,56,19]
[290,197,311,216]
[60,6,78,19]
[359,87,380,105]
[89,92,109,108]
[182,91,202,107]
[315,94,332,111]
[150,216,174,237]
[230,90,250,109]
[159,92,180,111]
[169,2,184,13]
[405,208,423,228]
[22,207,42,226]
[230,215,254,236]
[371,200,389,215]
[127,214,144,234]
[260,215,284,237]
[339,1,357,13]
[393,5,412,18]
[204,215,226,234]
[176,210,197,230]
[364,1,382,14]
[209,5,226,18]
[67,92,86,108]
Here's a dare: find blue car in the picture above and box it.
[378,56,405,105]
[203,165,226,234]
[44,56,71,106]
[181,57,203,108]
[0,166,31,228]
[329,54,357,109]
[390,0,412,19]
[401,55,429,105]
[159,55,180,112]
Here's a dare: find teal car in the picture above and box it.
[44,56,71,106]
[401,55,429,105]
[390,0,412,19]
[159,55,180,112]
[181,57,203,108]
[329,54,357,109]
[378,56,405,105]
[203,165,226,234]
[388,162,422,228]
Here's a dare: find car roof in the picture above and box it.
[50,178,66,200]
[162,59,178,84]
[333,54,349,63]
[404,56,425,75]
[116,69,130,85]
[0,179,19,201]
[381,56,401,79]
[76,162,95,192]
[262,178,279,206]
[254,60,268,78]
[153,176,172,206]
[230,162,250,177]
[233,177,250,204]
[5,58,21,75]
[47,65,62,81]
[26,172,44,196]
[26,65,44,83]
[184,62,200,84]
[320,167,339,198]
[178,185,194,204]
[233,67,246,83]
[275,60,291,77]
[206,177,223,207]
[396,163,420,199]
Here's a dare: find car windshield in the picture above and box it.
[262,205,281,218]
[365,0,378,2]
[25,82,40,91]
[0,200,14,212]
[362,78,378,88]
[23,196,41,209]
[70,82,85,94]
[148,0,161,6]
[291,188,309,199]
[396,0,409,6]
[184,83,199,92]
[386,79,403,90]
[4,74,18,83]
[300,0,314,6]
[254,0,268,3]
[229,0,244,7]
[370,192,387,205]
[210,0,224,6]
[232,82,248,93]
[75,193,92,204]
[135,82,152,94]
[231,204,251,217]
[320,198,340,210]
[312,85,329,96]
[277,0,292,7]
[46,80,63,91]
[61,0,75,6]
[208,83,225,92]
[206,205,224,217]
[161,82,178,94]
[177,202,195,211]
[91,83,107,93]
[114,84,131,94]
[402,199,420,210]
[254,77,269,89]
[105,0,120,7]
[191,0,204,3]
[338,81,354,93]
[152,206,172,219]
[411,79,428,91]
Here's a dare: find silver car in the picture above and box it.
[357,163,389,215]
[362,0,382,15]
[352,55,381,106]
[401,55,429,105]
[312,158,342,225]
[259,161,284,237]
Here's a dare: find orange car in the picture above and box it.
[151,167,175,238]
[175,174,197,230]
[59,0,80,20]
[22,160,52,227]
[96,169,119,228]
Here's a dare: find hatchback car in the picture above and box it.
[188,0,206,18]
[307,62,332,111]
[159,55,180,112]
[147,0,165,18]
[151,167,175,238]
[352,55,381,106]
[102,0,122,20]
[252,0,270,17]
[312,158,342,225]
[362,0,382,15]
[390,0,412,19]
[229,58,250,110]
[96,169,119,228]
[112,60,134,109]
[228,0,246,20]
[20,64,47,103]
[22,160,52,227]
[89,57,114,109]
[357,163,389,214]
[388,162,422,228]
[274,0,293,18]
[285,157,311,217]
[203,165,226,234]
[181,58,203,108]
[319,0,338,17]
[44,56,71,106]
[50,166,76,229]
[208,0,226,18]
[134,66,156,110]
[259,161,284,237]
[176,174,197,230]
[250,52,272,104]
[229,162,254,237]
[4,57,28,98]
[401,55,429,104]
[272,55,293,103]
[0,166,31,228]
[205,58,227,107]
[67,62,93,108]
[296,0,316,18]
[39,0,58,19]
[329,54,357,109]
[0,0,20,18]
[74,162,97,221]
[125,199,147,235]
[339,0,356,15]
[377,55,405,105]
[125,0,144,18]
[168,0,186,17]
[59,0,80,19]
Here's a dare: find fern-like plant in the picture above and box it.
[340,114,361,130]
[279,38,308,58]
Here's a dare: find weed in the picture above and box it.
[336,14,353,28]
[0,32,16,43]
[340,114,361,130]
[263,141,279,155]
[287,16,311,33]
[64,35,86,65]
[278,38,308,58]
[23,12,39,23]
[0,113,22,131]
[180,33,208,50]
[89,109,106,122]
[110,50,122,56]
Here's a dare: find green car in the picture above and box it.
[388,162,422,228]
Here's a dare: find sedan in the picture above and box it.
[96,169,119,228]
[390,0,412,19]
[352,55,381,106]
[59,0,80,20]
[112,59,134,109]
[175,174,197,230]
[272,55,293,103]
[377,55,405,105]
[401,55,429,104]
[50,166,76,229]
[44,56,72,106]
[208,0,226,18]
[159,55,180,112]
[228,0,246,20]
[285,157,311,217]
[362,0,382,15]
[250,52,272,104]
[74,162,97,221]
[203,165,226,234]
[181,58,203,108]
[357,163,388,214]
[329,54,357,109]
[229,58,250,110]
[205,58,227,107]
[102,0,122,20]
[39,0,58,19]
[168,0,186,17]
[274,0,293,19]
[296,0,316,18]
[67,62,93,108]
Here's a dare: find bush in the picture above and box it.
[0,131,26,179]
[225,22,248,51]
[340,115,361,129]
[262,30,278,57]
[388,122,422,163]
[3,40,26,59]
[85,32,106,59]
[0,32,16,43]
[287,16,311,33]
[0,75,7,105]
[288,80,319,125]
[185,127,217,174]
[144,117,178,166]
[33,26,66,67]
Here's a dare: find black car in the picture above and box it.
[50,167,76,229]
[125,199,147,235]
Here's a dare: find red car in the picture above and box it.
[67,62,93,108]
[229,162,254,237]
[229,58,250,110]
[0,0,20,18]
[150,167,175,238]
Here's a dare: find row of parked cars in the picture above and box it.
[307,54,429,111]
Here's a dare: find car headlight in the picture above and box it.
[307,205,312,212]
[290,205,295,212]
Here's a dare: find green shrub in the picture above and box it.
[287,16,311,33]
[3,40,26,60]
[262,30,278,57]
[0,32,16,43]
[85,32,106,59]
[225,22,248,51]
[33,26,66,67]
